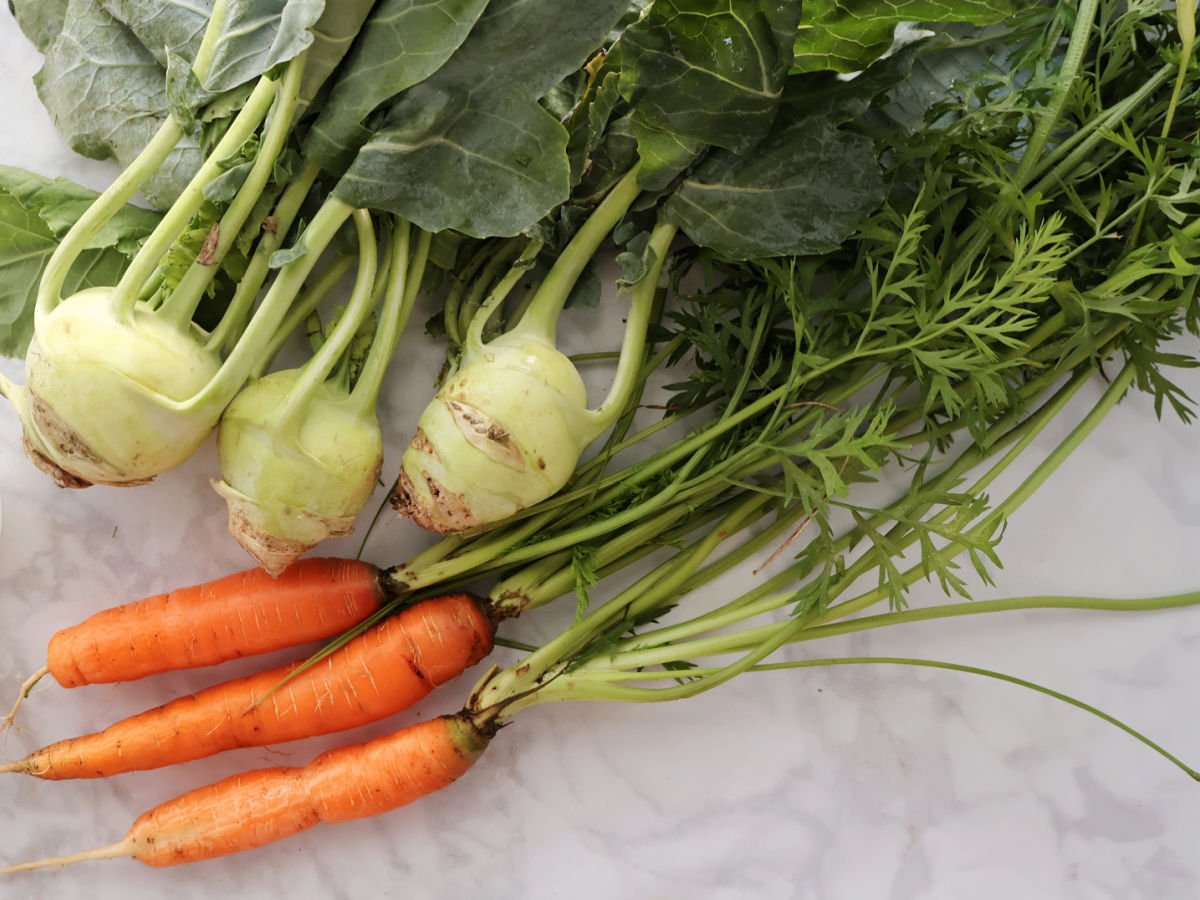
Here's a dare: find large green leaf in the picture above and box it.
[99,0,364,107]
[9,0,71,53]
[792,0,1021,74]
[0,169,160,358]
[663,114,885,260]
[95,0,325,92]
[0,166,161,252]
[611,0,804,155]
[305,0,491,172]
[33,0,203,210]
[205,0,326,92]
[335,0,630,238]
[295,0,378,112]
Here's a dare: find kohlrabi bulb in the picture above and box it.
[392,330,597,533]
[14,287,222,487]
[213,370,384,575]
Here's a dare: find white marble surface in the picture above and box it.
[4,14,1200,900]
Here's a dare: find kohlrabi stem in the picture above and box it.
[271,210,378,433]
[349,224,432,416]
[32,0,231,329]
[183,197,358,416]
[513,168,642,341]
[457,238,523,340]
[35,124,183,328]
[443,240,498,348]
[257,255,355,373]
[158,53,308,328]
[581,223,677,437]
[207,161,323,352]
[465,240,544,353]
[110,75,282,322]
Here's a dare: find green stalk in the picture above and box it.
[456,238,523,340]
[821,364,1133,625]
[111,75,282,321]
[181,197,358,416]
[347,224,415,416]
[522,656,1199,780]
[158,53,308,327]
[269,210,378,433]
[580,223,678,437]
[513,169,642,340]
[206,161,323,353]
[464,240,544,354]
[256,255,355,373]
[1013,0,1100,187]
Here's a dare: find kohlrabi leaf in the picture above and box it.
[663,112,885,260]
[9,0,70,53]
[304,0,491,173]
[96,0,325,92]
[204,0,325,92]
[0,165,161,253]
[96,0,207,65]
[0,174,159,357]
[100,0,369,111]
[33,0,203,210]
[791,0,1021,74]
[295,0,378,112]
[611,0,804,156]
[335,0,631,238]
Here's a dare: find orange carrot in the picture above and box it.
[0,593,494,780]
[3,559,385,727]
[0,713,490,872]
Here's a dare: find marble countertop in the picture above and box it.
[3,15,1200,900]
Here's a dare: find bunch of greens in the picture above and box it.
[303,0,1200,710]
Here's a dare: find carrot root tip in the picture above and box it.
[1,667,50,732]
[0,840,135,875]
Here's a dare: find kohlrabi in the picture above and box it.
[392,171,678,533]
[214,220,430,574]
[0,4,359,488]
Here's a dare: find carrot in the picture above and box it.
[0,593,494,780]
[0,713,490,872]
[2,558,385,728]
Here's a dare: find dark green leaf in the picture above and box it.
[791,0,1020,74]
[664,115,884,259]
[304,0,490,172]
[612,0,804,154]
[336,0,630,237]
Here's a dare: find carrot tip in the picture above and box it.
[0,760,27,775]
[1,667,50,732]
[0,840,134,875]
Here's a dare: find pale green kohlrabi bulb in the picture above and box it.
[213,369,383,575]
[9,288,222,487]
[392,330,597,534]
